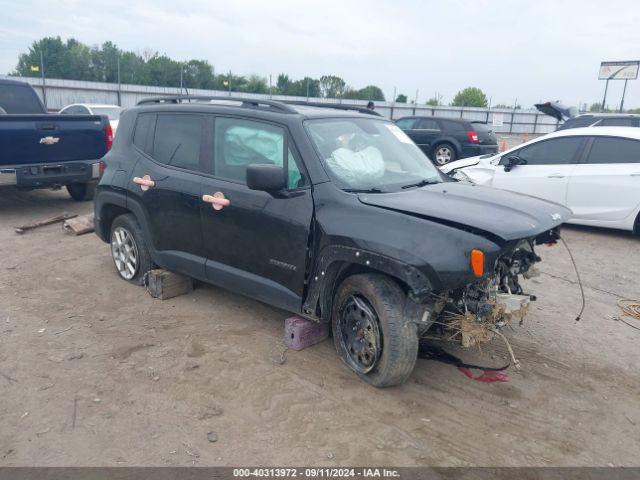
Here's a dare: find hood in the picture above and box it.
[534,101,578,121]
[358,182,571,242]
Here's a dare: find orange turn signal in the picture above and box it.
[470,249,485,277]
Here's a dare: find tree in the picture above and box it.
[425,92,442,106]
[451,87,488,107]
[319,75,346,98]
[395,93,408,103]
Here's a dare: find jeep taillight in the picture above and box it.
[468,130,479,143]
[106,123,113,151]
[99,160,105,178]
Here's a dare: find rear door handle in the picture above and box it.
[133,175,155,191]
[630,172,640,176]
[547,174,565,178]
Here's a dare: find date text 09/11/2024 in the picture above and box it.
[232,468,400,478]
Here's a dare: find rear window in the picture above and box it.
[0,84,45,113]
[585,137,640,164]
[439,120,465,131]
[152,114,203,171]
[558,117,598,130]
[598,118,636,127]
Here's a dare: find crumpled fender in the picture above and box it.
[302,245,434,320]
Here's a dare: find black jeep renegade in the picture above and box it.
[95,96,570,387]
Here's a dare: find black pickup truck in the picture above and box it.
[0,78,112,200]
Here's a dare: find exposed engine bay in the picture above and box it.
[425,229,560,350]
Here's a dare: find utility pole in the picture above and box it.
[179,63,183,95]
[269,74,272,99]
[117,56,122,106]
[228,70,232,96]
[39,49,47,110]
[306,78,310,101]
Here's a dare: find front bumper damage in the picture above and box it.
[425,228,559,350]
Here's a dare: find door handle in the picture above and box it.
[202,192,230,211]
[547,174,565,178]
[630,173,640,176]
[133,175,155,191]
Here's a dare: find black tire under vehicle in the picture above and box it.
[66,182,96,201]
[110,214,153,285]
[332,274,418,387]
[432,143,457,165]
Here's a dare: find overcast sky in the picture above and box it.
[1,0,639,109]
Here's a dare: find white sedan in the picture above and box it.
[440,127,640,233]
[59,103,121,134]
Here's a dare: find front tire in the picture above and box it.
[332,274,418,387]
[433,143,457,166]
[110,214,153,285]
[66,182,96,201]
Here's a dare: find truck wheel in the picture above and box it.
[66,183,96,201]
[110,214,152,285]
[332,274,418,387]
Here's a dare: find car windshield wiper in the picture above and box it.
[400,179,440,189]
[343,187,385,193]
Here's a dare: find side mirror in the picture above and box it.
[504,155,527,172]
[246,164,286,192]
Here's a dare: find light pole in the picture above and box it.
[39,49,47,109]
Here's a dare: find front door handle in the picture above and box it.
[547,174,565,178]
[630,172,640,176]
[202,191,230,210]
[133,175,155,191]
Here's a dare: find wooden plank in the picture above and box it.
[63,213,95,236]
[145,269,193,300]
[15,213,77,234]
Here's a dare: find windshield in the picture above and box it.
[305,118,444,192]
[92,107,121,121]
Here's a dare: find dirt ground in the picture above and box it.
[0,187,639,467]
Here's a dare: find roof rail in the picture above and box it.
[283,100,383,116]
[136,95,297,113]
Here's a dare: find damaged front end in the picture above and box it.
[428,228,560,349]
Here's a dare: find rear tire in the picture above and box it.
[66,182,96,201]
[110,214,153,285]
[332,274,418,387]
[432,143,457,165]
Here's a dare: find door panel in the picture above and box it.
[492,137,584,205]
[200,116,314,312]
[128,113,206,279]
[568,136,640,221]
[407,118,440,155]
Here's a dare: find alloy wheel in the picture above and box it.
[434,146,452,165]
[111,226,139,280]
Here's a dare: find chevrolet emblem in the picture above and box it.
[39,136,60,145]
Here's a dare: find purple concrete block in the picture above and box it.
[284,316,329,351]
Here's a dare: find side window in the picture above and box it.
[395,118,416,130]
[417,118,439,130]
[152,114,203,171]
[214,117,304,189]
[599,118,634,127]
[586,137,640,164]
[133,113,155,154]
[439,120,465,131]
[507,137,583,165]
